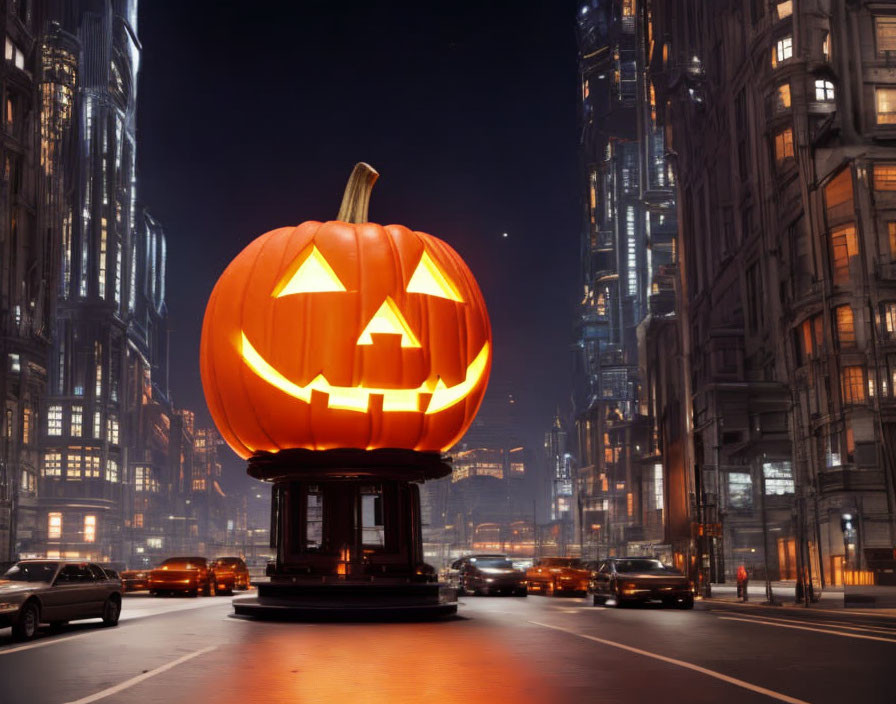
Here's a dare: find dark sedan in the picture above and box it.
[0,560,122,640]
[589,557,694,608]
[452,555,527,596]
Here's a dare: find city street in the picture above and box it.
[0,593,892,704]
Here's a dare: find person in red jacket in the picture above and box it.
[736,564,749,601]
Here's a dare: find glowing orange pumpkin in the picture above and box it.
[200,163,492,458]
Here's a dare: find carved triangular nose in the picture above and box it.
[357,297,421,348]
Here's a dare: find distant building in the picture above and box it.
[573,0,670,560]
[420,384,537,566]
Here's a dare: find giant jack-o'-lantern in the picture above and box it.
[200,163,492,458]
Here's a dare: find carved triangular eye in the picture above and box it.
[272,245,347,297]
[406,251,464,302]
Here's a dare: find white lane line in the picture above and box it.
[0,599,230,656]
[529,620,809,704]
[63,645,217,704]
[714,612,896,635]
[717,616,896,643]
[0,631,97,656]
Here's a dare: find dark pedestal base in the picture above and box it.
[239,448,455,621]
[233,580,458,621]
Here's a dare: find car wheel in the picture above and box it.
[12,602,39,641]
[592,594,607,606]
[102,597,121,627]
[515,588,528,597]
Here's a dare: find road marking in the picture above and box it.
[714,611,896,636]
[0,598,229,656]
[0,631,98,656]
[717,616,896,643]
[63,645,217,704]
[529,620,809,704]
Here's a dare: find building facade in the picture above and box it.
[648,0,896,587]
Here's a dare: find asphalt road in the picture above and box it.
[0,592,892,704]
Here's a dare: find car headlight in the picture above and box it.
[0,602,21,611]
[485,578,494,583]
[623,582,637,590]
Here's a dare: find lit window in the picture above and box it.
[884,303,896,338]
[48,512,62,540]
[876,87,896,125]
[98,217,108,296]
[5,38,25,70]
[43,451,62,477]
[106,417,119,445]
[776,1,793,19]
[877,17,896,54]
[95,362,102,399]
[841,365,866,404]
[772,36,793,67]
[830,225,858,285]
[776,83,791,110]
[822,32,831,60]
[84,515,96,543]
[815,79,835,102]
[106,458,118,483]
[71,405,82,436]
[626,492,633,517]
[22,406,31,444]
[67,450,82,479]
[136,466,145,492]
[93,411,101,439]
[85,453,101,478]
[763,462,795,495]
[875,164,896,191]
[835,306,855,345]
[728,472,753,508]
[775,128,795,162]
[47,405,63,436]
[147,537,163,549]
[134,513,143,528]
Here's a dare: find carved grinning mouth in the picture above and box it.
[239,332,489,414]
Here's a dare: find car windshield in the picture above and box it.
[540,558,584,568]
[471,557,513,569]
[2,562,59,582]
[158,558,205,569]
[614,559,670,573]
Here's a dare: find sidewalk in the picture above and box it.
[703,581,896,617]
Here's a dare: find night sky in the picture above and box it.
[136,1,581,474]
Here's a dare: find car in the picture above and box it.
[0,560,122,641]
[211,556,251,591]
[119,569,150,592]
[451,554,527,596]
[526,557,590,595]
[147,557,233,597]
[589,557,694,608]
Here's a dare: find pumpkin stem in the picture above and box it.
[336,162,379,224]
